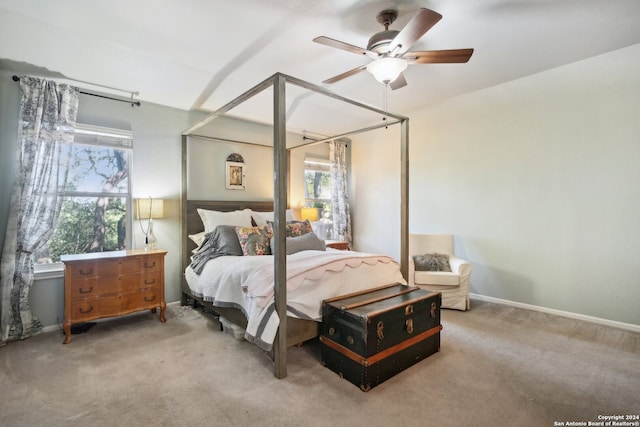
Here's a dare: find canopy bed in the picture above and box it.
[181,73,409,378]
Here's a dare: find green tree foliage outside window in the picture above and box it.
[304,169,332,215]
[45,197,127,261]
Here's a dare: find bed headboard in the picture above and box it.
[182,200,274,274]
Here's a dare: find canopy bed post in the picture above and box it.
[273,74,288,379]
[400,118,409,279]
[180,134,189,305]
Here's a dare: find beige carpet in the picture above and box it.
[1,300,638,427]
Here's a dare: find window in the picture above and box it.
[34,124,133,266]
[303,156,334,239]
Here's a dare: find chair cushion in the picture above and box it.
[413,253,451,272]
[414,271,460,287]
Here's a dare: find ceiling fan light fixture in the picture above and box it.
[366,57,407,84]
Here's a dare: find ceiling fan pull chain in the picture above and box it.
[383,85,389,129]
[382,83,387,112]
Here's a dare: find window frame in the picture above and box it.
[34,124,133,279]
[303,156,335,240]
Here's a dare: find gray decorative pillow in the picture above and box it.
[210,225,243,256]
[413,253,451,272]
[284,232,326,255]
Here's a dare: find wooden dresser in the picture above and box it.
[61,249,167,344]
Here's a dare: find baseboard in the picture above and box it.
[40,301,183,335]
[42,324,61,334]
[470,293,640,333]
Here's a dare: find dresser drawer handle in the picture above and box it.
[79,286,93,294]
[144,279,156,285]
[144,261,156,268]
[79,306,93,314]
[78,268,93,275]
[144,295,156,302]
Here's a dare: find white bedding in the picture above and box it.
[184,249,406,351]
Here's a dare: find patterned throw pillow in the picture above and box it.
[235,226,273,256]
[413,253,451,272]
[267,220,313,237]
[285,220,313,237]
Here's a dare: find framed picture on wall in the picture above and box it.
[226,161,246,190]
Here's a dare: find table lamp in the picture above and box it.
[136,197,164,250]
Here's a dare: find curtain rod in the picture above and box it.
[11,75,141,107]
[302,130,329,142]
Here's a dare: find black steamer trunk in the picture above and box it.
[320,283,442,391]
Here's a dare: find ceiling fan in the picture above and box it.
[313,8,474,89]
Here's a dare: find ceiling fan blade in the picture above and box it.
[407,48,474,64]
[389,8,442,55]
[313,36,370,56]
[322,64,368,84]
[389,73,407,90]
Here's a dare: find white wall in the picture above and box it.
[350,126,402,257]
[351,43,640,326]
[187,135,274,201]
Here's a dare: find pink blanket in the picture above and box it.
[242,250,398,307]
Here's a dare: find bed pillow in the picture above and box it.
[210,225,244,256]
[235,226,273,256]
[286,219,313,237]
[267,219,313,237]
[197,208,253,233]
[284,232,326,255]
[413,253,452,272]
[251,210,297,227]
[188,231,206,248]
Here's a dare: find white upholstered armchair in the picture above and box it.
[408,234,471,311]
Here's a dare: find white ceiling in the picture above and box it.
[2,0,640,135]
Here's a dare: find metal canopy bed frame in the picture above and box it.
[181,73,409,378]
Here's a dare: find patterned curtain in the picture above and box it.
[0,76,79,344]
[329,139,352,245]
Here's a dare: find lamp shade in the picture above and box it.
[366,57,408,84]
[136,198,164,219]
[300,207,319,222]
